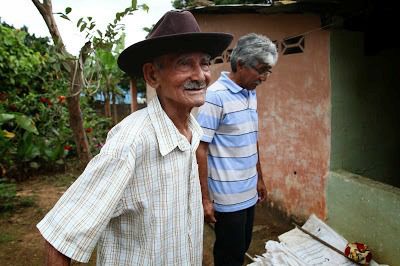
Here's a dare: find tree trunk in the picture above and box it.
[32,0,92,167]
[67,42,92,165]
[104,91,111,118]
[66,92,91,166]
[111,92,118,124]
[130,78,138,112]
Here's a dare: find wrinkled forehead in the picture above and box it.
[257,62,273,71]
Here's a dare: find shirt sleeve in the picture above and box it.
[196,90,223,143]
[36,148,135,263]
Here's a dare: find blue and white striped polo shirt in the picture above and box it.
[196,71,259,212]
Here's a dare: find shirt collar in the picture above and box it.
[219,71,256,97]
[148,96,203,156]
[218,71,244,93]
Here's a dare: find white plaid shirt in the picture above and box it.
[37,97,204,265]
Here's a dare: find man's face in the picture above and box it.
[239,62,272,90]
[151,52,211,111]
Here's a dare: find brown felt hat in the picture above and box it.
[117,10,233,77]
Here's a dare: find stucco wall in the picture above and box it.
[327,170,400,265]
[195,13,331,220]
[330,30,400,187]
[327,29,400,266]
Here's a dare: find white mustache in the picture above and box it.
[184,81,207,90]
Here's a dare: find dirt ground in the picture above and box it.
[0,173,293,266]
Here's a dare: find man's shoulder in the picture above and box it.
[206,80,232,103]
[107,108,151,142]
[208,79,228,92]
[100,108,155,157]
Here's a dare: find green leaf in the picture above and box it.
[61,61,71,73]
[77,17,83,27]
[65,7,72,14]
[51,128,60,137]
[29,162,40,169]
[97,30,103,38]
[0,114,15,124]
[15,115,39,135]
[80,22,87,32]
[131,0,137,9]
[18,137,40,161]
[89,22,96,30]
[60,14,70,21]
[55,159,65,165]
[44,147,58,161]
[140,4,149,12]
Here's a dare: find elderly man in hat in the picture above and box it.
[37,10,232,265]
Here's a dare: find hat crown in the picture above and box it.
[147,11,201,39]
[118,10,233,77]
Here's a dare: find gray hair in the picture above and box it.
[230,33,278,72]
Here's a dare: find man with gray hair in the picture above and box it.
[196,33,278,266]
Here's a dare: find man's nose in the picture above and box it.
[191,64,209,82]
[259,74,267,82]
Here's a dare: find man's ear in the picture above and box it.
[143,63,159,88]
[236,60,245,71]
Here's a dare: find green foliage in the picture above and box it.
[0,178,35,214]
[0,232,14,244]
[172,0,190,9]
[0,23,110,178]
[0,1,148,178]
[19,196,35,208]
[1,90,73,176]
[81,97,112,154]
[0,22,72,174]
[0,179,16,212]
[59,2,149,43]
[0,25,44,92]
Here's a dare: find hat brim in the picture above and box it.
[118,32,233,77]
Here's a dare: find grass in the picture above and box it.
[41,172,77,187]
[0,179,17,212]
[0,233,14,244]
[19,196,35,207]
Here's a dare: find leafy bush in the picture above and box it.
[0,23,72,177]
[0,25,44,92]
[0,23,110,178]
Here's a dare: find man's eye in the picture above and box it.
[201,59,211,67]
[177,60,190,66]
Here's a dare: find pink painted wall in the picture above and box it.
[195,13,331,220]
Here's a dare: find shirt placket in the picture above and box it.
[187,148,196,264]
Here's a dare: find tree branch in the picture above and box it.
[31,0,67,53]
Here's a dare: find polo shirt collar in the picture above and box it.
[148,96,203,156]
[219,71,244,93]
